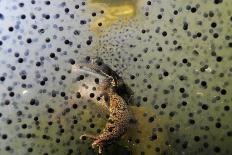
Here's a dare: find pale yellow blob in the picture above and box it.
[88,0,137,33]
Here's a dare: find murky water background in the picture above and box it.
[0,0,231,154]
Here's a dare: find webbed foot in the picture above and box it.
[80,134,104,154]
[92,140,104,154]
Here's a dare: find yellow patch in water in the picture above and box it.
[89,0,137,33]
[119,105,173,155]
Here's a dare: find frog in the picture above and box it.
[79,56,133,154]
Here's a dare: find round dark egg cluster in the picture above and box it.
[0,0,231,155]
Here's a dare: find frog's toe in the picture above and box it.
[80,134,96,140]
[98,145,103,154]
[92,141,103,154]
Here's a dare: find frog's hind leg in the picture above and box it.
[92,139,104,154]
[80,134,104,154]
[79,134,103,153]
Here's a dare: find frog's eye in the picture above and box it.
[85,56,91,62]
[94,58,104,66]
[84,56,103,66]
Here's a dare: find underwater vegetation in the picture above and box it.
[0,0,231,155]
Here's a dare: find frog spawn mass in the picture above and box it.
[0,0,232,155]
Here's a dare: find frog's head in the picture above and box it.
[85,56,104,66]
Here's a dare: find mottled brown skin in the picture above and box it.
[79,57,131,154]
